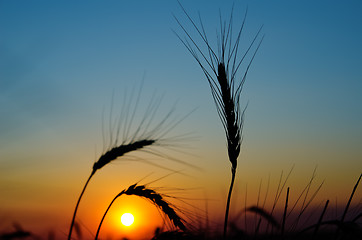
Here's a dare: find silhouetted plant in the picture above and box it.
[95,183,186,240]
[174,2,263,237]
[68,140,157,240]
[67,85,194,240]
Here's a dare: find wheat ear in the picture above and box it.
[174,2,263,237]
[68,140,155,240]
[95,184,186,240]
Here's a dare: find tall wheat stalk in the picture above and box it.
[95,184,186,240]
[175,2,263,237]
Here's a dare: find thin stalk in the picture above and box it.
[336,173,362,239]
[68,170,95,240]
[281,187,290,238]
[313,199,329,239]
[223,167,236,237]
[95,193,119,240]
[341,173,361,223]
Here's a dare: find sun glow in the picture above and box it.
[107,196,164,239]
[121,213,134,226]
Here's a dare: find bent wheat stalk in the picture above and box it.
[68,83,196,240]
[95,184,186,240]
[68,140,155,240]
[175,2,263,237]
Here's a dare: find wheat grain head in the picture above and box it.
[92,139,156,172]
[69,84,194,240]
[95,184,186,240]
[174,2,263,236]
[174,2,263,170]
[122,184,186,231]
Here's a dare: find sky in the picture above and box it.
[1,0,362,239]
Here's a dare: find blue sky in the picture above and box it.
[1,0,362,237]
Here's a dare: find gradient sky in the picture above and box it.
[1,0,362,239]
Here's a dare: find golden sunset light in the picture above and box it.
[100,195,164,239]
[121,213,134,227]
[1,1,361,239]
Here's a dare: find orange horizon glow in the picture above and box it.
[96,195,165,240]
[1,1,362,239]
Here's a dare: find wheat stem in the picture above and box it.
[95,192,119,240]
[68,170,95,240]
[68,140,155,240]
[313,199,329,239]
[341,173,362,223]
[281,187,290,238]
[223,167,236,237]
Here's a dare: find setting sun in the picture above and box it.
[121,213,134,227]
